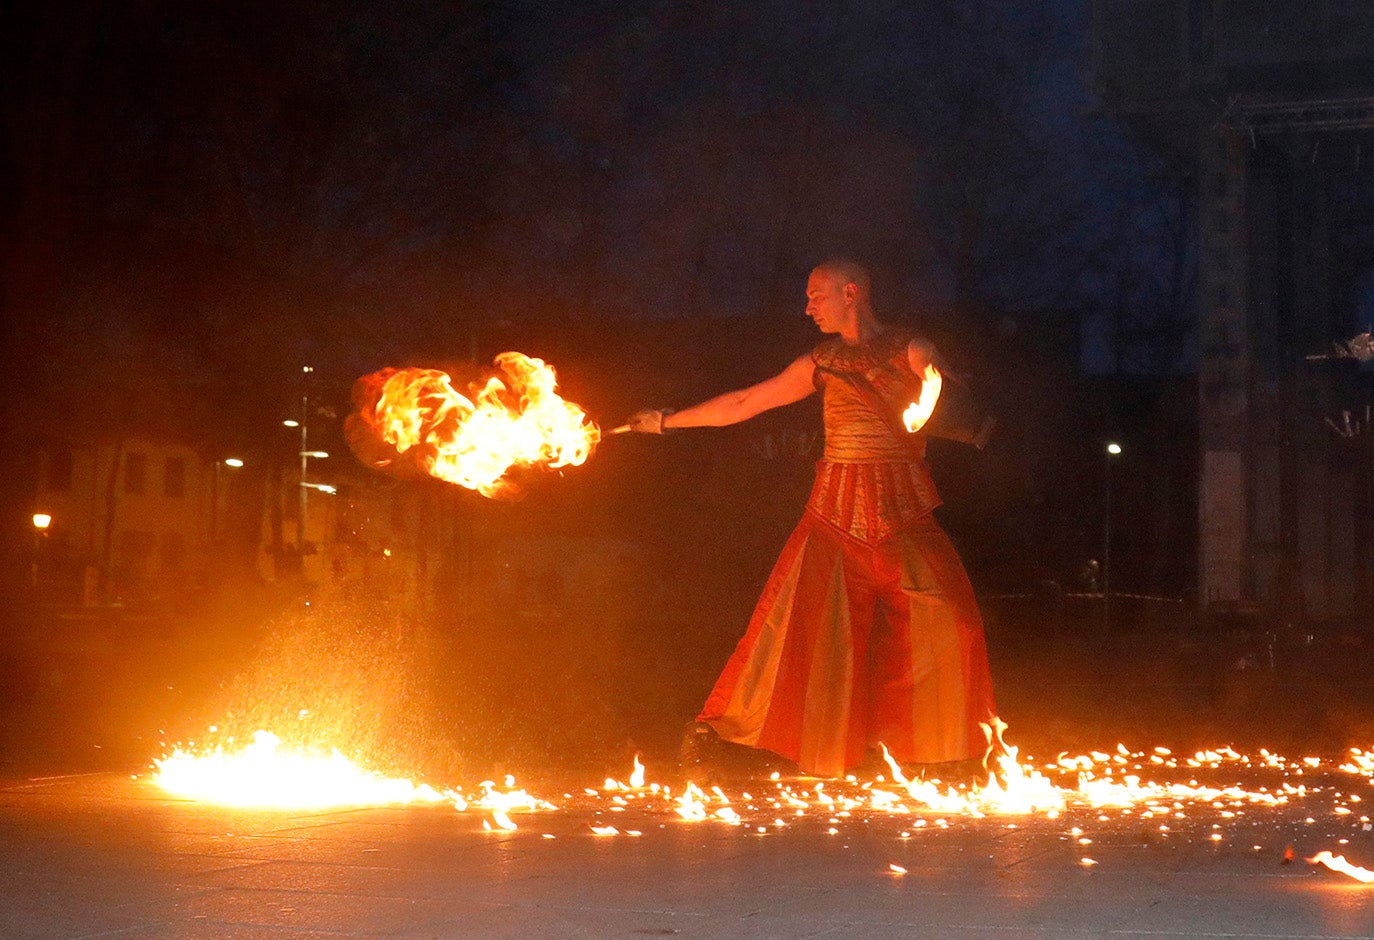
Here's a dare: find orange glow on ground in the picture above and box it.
[151,724,1374,876]
[152,731,450,810]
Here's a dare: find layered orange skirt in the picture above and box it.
[697,462,997,778]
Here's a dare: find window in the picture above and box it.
[163,456,186,498]
[45,449,74,492]
[124,453,147,495]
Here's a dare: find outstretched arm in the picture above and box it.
[665,352,817,429]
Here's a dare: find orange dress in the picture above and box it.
[696,329,998,777]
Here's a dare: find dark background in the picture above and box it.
[0,1,1262,781]
[0,0,1196,586]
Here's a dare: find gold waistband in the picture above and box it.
[805,460,941,544]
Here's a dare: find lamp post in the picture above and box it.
[211,458,243,544]
[1104,441,1122,632]
[273,365,325,563]
[299,446,329,543]
[31,512,51,589]
[296,366,314,552]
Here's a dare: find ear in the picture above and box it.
[843,282,859,304]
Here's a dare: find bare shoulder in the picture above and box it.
[906,336,937,370]
[779,350,817,383]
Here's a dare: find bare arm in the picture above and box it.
[665,353,817,429]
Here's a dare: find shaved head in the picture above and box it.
[805,257,878,336]
[813,258,871,301]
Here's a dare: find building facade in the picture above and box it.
[33,437,220,604]
[1092,0,1374,622]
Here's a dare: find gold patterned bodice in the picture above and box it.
[806,329,941,542]
[813,329,923,462]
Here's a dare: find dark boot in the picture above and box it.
[678,720,718,776]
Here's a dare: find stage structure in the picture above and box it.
[1093,0,1374,623]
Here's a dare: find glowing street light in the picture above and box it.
[213,458,244,543]
[30,512,51,589]
[299,451,329,459]
[282,419,300,428]
[1103,441,1123,633]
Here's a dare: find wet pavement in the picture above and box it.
[6,598,1374,937]
[4,752,1374,939]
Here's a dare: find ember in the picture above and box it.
[348,352,599,497]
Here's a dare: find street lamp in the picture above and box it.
[31,512,51,589]
[294,366,320,555]
[212,458,243,544]
[1103,441,1123,632]
[297,447,331,546]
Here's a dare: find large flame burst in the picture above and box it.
[349,353,599,497]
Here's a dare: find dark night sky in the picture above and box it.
[2,0,1190,387]
[0,0,1212,610]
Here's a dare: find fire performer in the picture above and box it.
[624,260,997,779]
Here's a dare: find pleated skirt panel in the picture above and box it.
[697,511,997,778]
